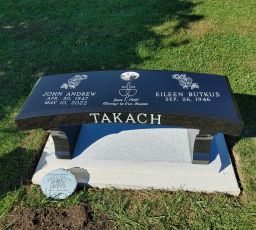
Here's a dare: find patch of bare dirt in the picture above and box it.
[1,204,115,230]
[188,20,218,36]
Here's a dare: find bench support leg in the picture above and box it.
[192,134,215,164]
[48,125,82,159]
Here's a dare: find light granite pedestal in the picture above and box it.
[32,124,240,196]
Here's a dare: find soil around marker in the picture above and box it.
[1,204,115,230]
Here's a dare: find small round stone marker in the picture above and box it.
[41,168,77,200]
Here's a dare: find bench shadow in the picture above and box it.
[0,147,39,196]
[73,123,175,158]
[73,125,231,172]
[226,93,256,148]
[224,93,256,192]
[0,132,47,197]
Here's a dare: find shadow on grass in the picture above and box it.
[226,93,256,146]
[0,133,48,197]
[0,0,203,121]
[235,94,256,138]
[0,147,35,196]
[225,93,256,193]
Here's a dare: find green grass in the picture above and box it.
[1,0,256,228]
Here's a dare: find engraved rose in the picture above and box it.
[172,74,199,89]
[61,75,88,89]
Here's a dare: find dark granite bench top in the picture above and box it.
[15,70,243,136]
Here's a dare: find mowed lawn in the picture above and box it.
[0,0,256,229]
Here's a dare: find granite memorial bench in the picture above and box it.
[15,70,243,164]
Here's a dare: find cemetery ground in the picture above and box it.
[0,0,256,229]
